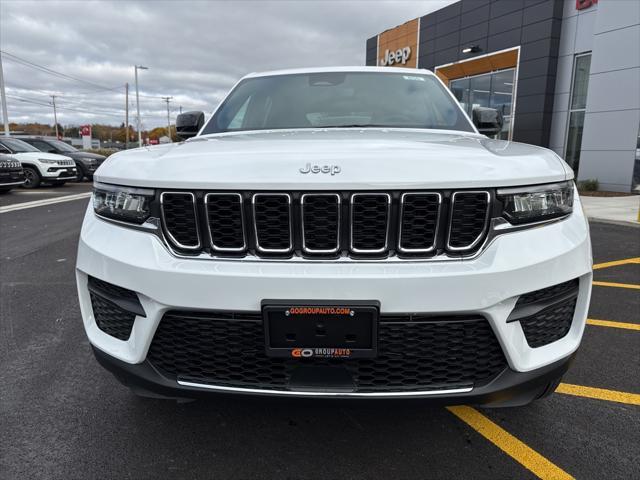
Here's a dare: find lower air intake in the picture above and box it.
[147,311,507,393]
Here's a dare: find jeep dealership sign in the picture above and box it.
[380,47,411,66]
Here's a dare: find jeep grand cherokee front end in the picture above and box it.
[76,67,592,406]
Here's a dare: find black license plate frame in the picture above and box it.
[262,300,379,359]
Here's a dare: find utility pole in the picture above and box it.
[162,96,173,142]
[0,52,10,136]
[134,65,148,148]
[51,95,59,139]
[125,82,129,149]
[179,105,182,114]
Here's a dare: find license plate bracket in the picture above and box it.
[262,300,379,359]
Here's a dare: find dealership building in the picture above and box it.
[366,0,640,192]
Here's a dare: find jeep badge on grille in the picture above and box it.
[299,163,341,175]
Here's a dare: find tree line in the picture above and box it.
[7,122,178,142]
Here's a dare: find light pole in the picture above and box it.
[161,96,173,142]
[134,65,148,147]
[0,52,10,136]
[50,95,59,138]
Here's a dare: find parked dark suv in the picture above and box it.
[20,137,106,181]
[0,153,25,193]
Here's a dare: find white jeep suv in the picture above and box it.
[0,137,77,188]
[76,67,592,406]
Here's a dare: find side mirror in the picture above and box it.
[472,107,503,137]
[176,111,205,140]
[48,148,58,154]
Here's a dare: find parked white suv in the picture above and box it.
[0,137,77,188]
[76,67,592,406]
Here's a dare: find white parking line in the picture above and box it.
[0,192,92,213]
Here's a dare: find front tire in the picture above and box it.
[75,166,85,182]
[21,167,41,189]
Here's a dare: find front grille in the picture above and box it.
[147,311,507,393]
[510,279,579,348]
[350,194,391,253]
[161,192,200,250]
[448,192,490,251]
[301,194,341,253]
[0,160,22,169]
[90,293,136,341]
[205,193,246,251]
[158,189,492,259]
[53,159,74,166]
[398,193,441,253]
[253,194,293,253]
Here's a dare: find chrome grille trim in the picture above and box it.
[204,193,247,253]
[300,193,341,254]
[446,191,491,252]
[349,193,391,254]
[398,192,442,254]
[251,193,293,254]
[160,191,201,250]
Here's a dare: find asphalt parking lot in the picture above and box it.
[1,184,638,480]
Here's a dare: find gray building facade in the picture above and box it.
[367,0,640,192]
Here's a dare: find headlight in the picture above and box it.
[39,158,59,165]
[93,182,154,224]
[498,181,574,225]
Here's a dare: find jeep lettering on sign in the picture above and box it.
[380,47,411,66]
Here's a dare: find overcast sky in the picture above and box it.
[0,0,454,129]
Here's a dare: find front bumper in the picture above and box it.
[0,170,25,186]
[92,343,576,406]
[42,166,77,180]
[77,197,592,402]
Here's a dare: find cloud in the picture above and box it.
[0,0,453,128]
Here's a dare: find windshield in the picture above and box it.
[202,71,474,135]
[49,139,78,152]
[0,137,40,153]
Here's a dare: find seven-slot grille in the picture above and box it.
[159,190,492,259]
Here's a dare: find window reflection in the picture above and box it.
[633,123,640,192]
[449,68,515,140]
[565,53,592,173]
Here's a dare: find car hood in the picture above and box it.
[13,152,73,162]
[96,129,571,190]
[69,152,107,162]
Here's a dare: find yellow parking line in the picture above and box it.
[592,281,640,290]
[446,406,574,480]
[592,257,640,270]
[587,318,640,331]
[556,384,640,406]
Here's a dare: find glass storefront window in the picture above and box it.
[448,68,515,140]
[633,122,640,192]
[565,111,585,171]
[565,53,592,173]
